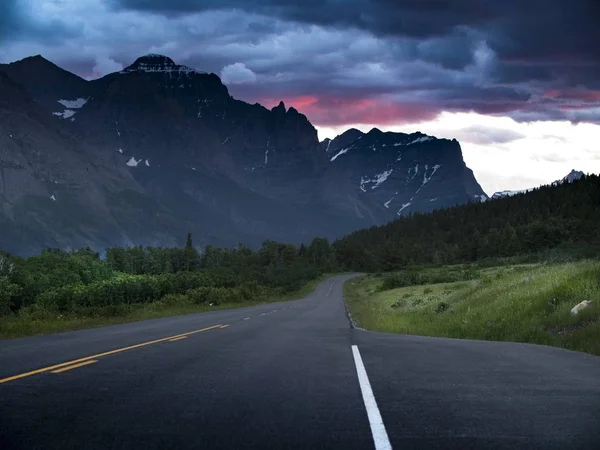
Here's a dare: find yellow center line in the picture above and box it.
[51,360,98,374]
[0,324,224,385]
[168,336,188,342]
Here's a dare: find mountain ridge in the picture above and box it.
[491,170,586,199]
[1,53,486,255]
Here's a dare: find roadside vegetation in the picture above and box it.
[0,235,337,339]
[345,260,600,356]
[1,176,599,345]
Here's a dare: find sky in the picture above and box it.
[1,0,600,195]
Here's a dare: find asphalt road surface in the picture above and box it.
[1,274,599,449]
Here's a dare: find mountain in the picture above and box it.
[491,170,585,199]
[323,128,487,216]
[553,169,585,185]
[0,54,485,255]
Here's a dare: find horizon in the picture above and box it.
[2,0,599,194]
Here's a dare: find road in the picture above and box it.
[1,274,599,449]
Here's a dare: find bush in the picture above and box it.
[161,293,190,305]
[435,301,450,313]
[186,287,212,305]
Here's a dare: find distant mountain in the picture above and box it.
[0,54,486,255]
[322,128,487,216]
[491,170,585,199]
[553,170,585,185]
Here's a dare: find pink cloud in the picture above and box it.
[259,96,438,127]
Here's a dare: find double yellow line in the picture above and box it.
[0,324,226,384]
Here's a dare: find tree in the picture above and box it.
[183,232,200,271]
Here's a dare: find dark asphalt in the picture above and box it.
[1,274,599,449]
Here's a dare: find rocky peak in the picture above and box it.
[121,54,206,76]
[271,101,286,114]
[367,127,383,136]
[0,55,89,112]
[563,170,585,183]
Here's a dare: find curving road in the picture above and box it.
[1,274,599,449]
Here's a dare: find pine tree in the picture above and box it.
[183,232,200,272]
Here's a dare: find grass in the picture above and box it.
[345,261,600,356]
[0,273,339,339]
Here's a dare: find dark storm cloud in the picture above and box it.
[2,0,599,127]
[113,0,497,38]
[0,0,82,44]
[113,0,599,68]
[0,0,19,41]
[105,0,600,125]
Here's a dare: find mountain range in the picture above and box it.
[0,54,487,255]
[490,170,585,199]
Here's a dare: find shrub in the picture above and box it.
[435,301,450,313]
[186,287,212,305]
[161,294,190,305]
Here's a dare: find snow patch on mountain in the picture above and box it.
[360,169,393,192]
[384,192,399,208]
[359,177,367,192]
[491,189,530,199]
[58,98,88,109]
[330,146,352,161]
[145,159,150,167]
[409,136,432,145]
[50,195,56,201]
[397,202,411,215]
[422,164,441,185]
[53,110,76,119]
[126,157,141,167]
[406,165,419,183]
[371,169,393,189]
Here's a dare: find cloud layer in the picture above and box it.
[1,0,599,128]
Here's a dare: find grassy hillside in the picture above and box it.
[344,261,600,356]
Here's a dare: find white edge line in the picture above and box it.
[352,345,392,450]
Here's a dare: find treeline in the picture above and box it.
[0,235,337,317]
[334,174,600,271]
[1,175,598,318]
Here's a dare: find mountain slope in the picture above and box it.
[0,69,166,255]
[324,128,487,216]
[1,54,487,255]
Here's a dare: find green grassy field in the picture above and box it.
[0,273,338,340]
[344,261,600,356]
